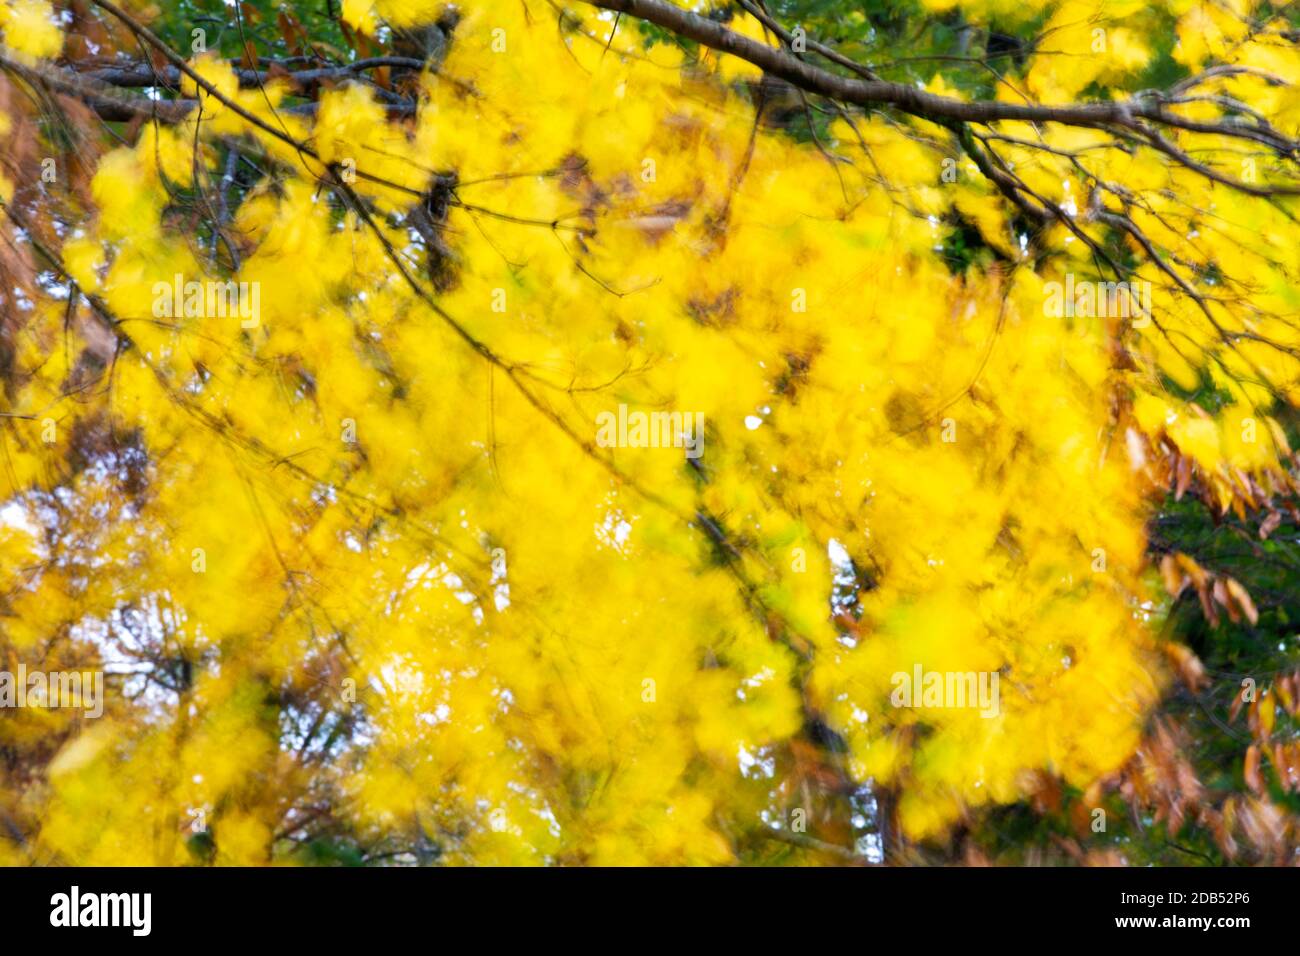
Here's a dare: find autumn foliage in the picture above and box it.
[1,0,1299,865]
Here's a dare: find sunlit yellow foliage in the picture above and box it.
[0,0,62,59]
[3,0,1300,865]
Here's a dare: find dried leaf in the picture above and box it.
[1224,577,1259,626]
[1244,744,1263,794]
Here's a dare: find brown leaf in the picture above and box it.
[1224,577,1259,626]
[1271,743,1292,792]
[1162,642,1206,692]
[1229,685,1247,724]
[1175,453,1193,500]
[1213,577,1238,623]
[1244,744,1263,794]
[1196,581,1219,627]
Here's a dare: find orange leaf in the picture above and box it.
[1159,554,1184,597]
[1244,744,1262,794]
[1224,577,1259,626]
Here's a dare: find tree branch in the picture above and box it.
[582,0,1300,160]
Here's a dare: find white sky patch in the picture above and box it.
[595,501,636,554]
[738,743,776,779]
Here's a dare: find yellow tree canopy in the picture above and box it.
[1,0,1299,864]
